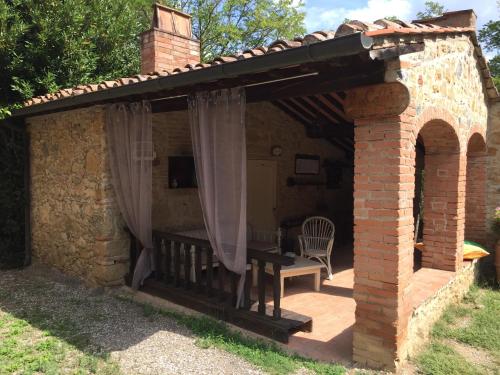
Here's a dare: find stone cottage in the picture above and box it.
[5,4,499,371]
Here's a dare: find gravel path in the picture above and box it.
[0,262,264,375]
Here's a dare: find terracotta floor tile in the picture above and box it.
[277,249,355,365]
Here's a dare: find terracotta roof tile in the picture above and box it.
[22,13,498,108]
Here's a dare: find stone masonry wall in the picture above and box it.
[387,34,488,141]
[151,102,351,246]
[27,107,129,286]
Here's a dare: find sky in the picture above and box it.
[302,0,498,34]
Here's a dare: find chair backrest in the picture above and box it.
[247,223,281,250]
[302,216,335,240]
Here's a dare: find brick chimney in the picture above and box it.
[414,9,477,29]
[140,4,200,74]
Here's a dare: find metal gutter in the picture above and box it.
[12,32,373,119]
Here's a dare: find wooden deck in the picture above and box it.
[130,230,314,343]
[136,242,464,364]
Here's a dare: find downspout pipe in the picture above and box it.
[12,32,374,118]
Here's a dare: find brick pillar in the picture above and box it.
[465,135,487,244]
[346,83,414,370]
[420,122,465,271]
[140,4,200,74]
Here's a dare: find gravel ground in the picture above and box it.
[0,261,264,375]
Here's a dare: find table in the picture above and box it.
[259,256,325,298]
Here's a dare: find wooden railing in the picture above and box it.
[126,230,314,342]
[151,230,295,319]
[127,229,296,312]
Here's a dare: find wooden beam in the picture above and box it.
[288,97,319,120]
[272,100,312,128]
[304,96,346,124]
[281,99,317,123]
[151,60,385,113]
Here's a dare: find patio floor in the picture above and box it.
[255,248,464,365]
[277,249,355,364]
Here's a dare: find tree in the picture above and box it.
[416,1,446,19]
[478,2,500,90]
[0,0,152,116]
[0,0,305,116]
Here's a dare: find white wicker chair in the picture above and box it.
[247,224,281,253]
[298,216,335,280]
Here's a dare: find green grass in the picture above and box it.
[416,285,500,375]
[432,286,500,355]
[122,297,346,375]
[0,311,120,375]
[417,342,483,375]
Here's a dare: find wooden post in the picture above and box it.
[206,247,213,296]
[272,263,282,319]
[219,263,226,302]
[154,235,162,280]
[184,244,191,289]
[243,267,252,310]
[164,240,172,283]
[173,242,181,287]
[195,246,203,293]
[257,260,266,315]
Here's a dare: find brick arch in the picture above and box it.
[467,127,487,155]
[413,107,465,272]
[413,107,463,152]
[465,127,487,243]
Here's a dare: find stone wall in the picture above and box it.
[151,102,352,247]
[387,34,489,144]
[26,101,351,287]
[27,107,129,286]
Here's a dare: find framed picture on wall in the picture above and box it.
[295,154,320,175]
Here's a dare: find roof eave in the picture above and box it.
[12,32,373,119]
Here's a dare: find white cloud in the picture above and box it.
[304,0,499,33]
[305,0,413,31]
[347,0,412,20]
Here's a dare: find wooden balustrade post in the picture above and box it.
[257,260,266,315]
[272,264,282,319]
[184,245,191,290]
[243,267,252,310]
[219,263,226,302]
[173,242,181,287]
[206,247,213,296]
[154,235,162,281]
[230,273,238,306]
[194,246,203,293]
[164,240,172,283]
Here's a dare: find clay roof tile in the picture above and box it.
[21,12,498,108]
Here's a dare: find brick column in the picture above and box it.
[346,83,414,370]
[465,135,487,244]
[420,124,465,272]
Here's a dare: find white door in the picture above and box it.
[247,159,277,231]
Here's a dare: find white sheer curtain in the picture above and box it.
[188,87,247,307]
[105,102,153,289]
